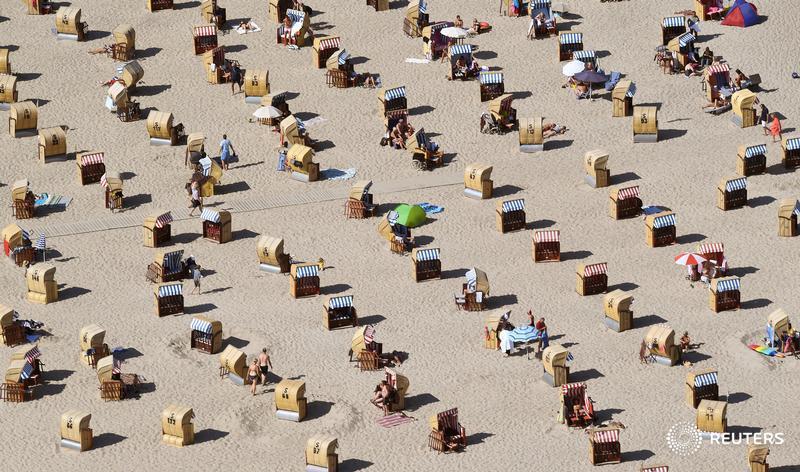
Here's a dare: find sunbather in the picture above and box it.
[542,122,568,138]
[238,21,255,31]
[680,331,691,352]
[452,57,467,80]
[88,45,114,55]
[468,18,480,35]
[685,62,702,77]
[281,15,293,45]
[371,381,395,415]
[732,69,748,89]
[702,97,729,110]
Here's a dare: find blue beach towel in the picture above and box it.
[417,202,444,214]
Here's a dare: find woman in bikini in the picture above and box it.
[248,359,260,395]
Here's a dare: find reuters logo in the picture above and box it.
[666,422,702,456]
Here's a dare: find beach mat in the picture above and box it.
[405,58,430,64]
[376,412,414,428]
[35,194,72,208]
[321,168,357,181]
[749,344,784,358]
[416,202,444,214]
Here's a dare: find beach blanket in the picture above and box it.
[405,58,430,64]
[749,344,784,358]
[321,168,357,181]
[34,194,72,208]
[416,202,444,214]
[236,22,262,34]
[301,116,328,128]
[376,412,414,428]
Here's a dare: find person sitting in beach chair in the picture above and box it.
[453,56,467,80]
[370,380,395,415]
[542,122,568,138]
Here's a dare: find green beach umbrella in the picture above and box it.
[392,204,426,228]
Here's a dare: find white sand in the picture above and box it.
[1,0,800,470]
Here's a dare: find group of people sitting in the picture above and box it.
[449,56,481,81]
[495,310,550,358]
[767,323,798,357]
[686,259,728,286]
[384,118,415,149]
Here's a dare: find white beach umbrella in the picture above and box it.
[562,60,585,77]
[253,106,283,119]
[441,27,468,39]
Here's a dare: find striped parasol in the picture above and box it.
[674,252,706,266]
[35,232,46,261]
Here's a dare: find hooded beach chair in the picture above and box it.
[324,295,357,330]
[777,198,800,237]
[532,230,560,262]
[455,268,489,311]
[406,128,443,170]
[101,172,124,211]
[190,316,222,354]
[496,199,526,233]
[403,0,429,38]
[76,151,106,185]
[257,236,292,273]
[588,427,622,465]
[192,25,218,55]
[60,411,93,451]
[11,179,35,219]
[143,211,173,247]
[55,7,88,41]
[162,405,195,447]
[576,262,607,296]
[80,324,109,368]
[560,382,594,427]
[345,180,376,219]
[411,248,441,282]
[275,379,307,421]
[146,250,186,283]
[8,101,38,137]
[643,325,681,366]
[685,369,719,408]
[305,437,338,471]
[428,408,466,453]
[154,282,184,316]
[312,36,341,68]
[290,263,320,298]
[38,126,67,162]
[737,144,767,176]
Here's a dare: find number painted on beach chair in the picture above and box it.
[640,113,648,124]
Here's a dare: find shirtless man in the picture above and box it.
[258,348,273,386]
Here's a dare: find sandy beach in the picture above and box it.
[1,0,800,470]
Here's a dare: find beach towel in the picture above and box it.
[26,334,41,343]
[749,344,784,358]
[321,168,357,181]
[34,194,72,208]
[376,412,414,428]
[302,116,328,128]
[236,22,262,34]
[416,202,444,214]
[405,58,430,64]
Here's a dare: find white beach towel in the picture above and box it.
[302,116,328,128]
[236,22,262,34]
[321,168,357,181]
[405,58,430,64]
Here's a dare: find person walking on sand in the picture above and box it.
[219,134,236,170]
[758,103,770,136]
[769,114,782,143]
[191,265,203,294]
[188,181,203,216]
[230,63,243,95]
[248,359,260,396]
[258,348,273,386]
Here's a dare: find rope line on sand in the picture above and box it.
[29,174,463,238]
